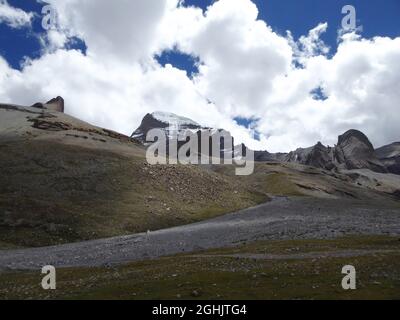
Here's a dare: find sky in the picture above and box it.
[0,0,399,152]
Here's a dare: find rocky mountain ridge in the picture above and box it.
[376,142,400,175]
[133,112,400,175]
[281,129,389,174]
[132,111,240,158]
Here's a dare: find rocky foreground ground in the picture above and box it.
[0,197,399,271]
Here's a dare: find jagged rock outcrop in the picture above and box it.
[45,96,64,112]
[376,142,400,175]
[284,142,336,170]
[335,129,387,173]
[31,96,64,113]
[283,130,388,173]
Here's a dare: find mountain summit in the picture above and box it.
[31,96,65,113]
[335,129,387,172]
[131,112,202,143]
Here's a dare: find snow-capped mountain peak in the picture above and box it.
[151,111,200,127]
[131,111,202,142]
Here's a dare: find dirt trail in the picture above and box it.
[0,197,399,271]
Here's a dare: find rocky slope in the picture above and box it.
[376,142,400,175]
[1,100,399,249]
[0,99,266,248]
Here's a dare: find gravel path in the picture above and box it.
[0,197,399,271]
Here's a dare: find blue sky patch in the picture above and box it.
[156,50,200,78]
[310,86,328,101]
[1,0,87,70]
[64,37,87,55]
[234,116,261,141]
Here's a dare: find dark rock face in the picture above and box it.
[45,96,64,113]
[376,142,400,174]
[282,130,387,173]
[284,142,336,171]
[31,102,45,109]
[29,119,72,131]
[31,96,64,113]
[304,142,336,170]
[335,130,387,173]
[132,112,239,159]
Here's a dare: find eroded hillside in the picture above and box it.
[0,104,265,248]
[1,103,399,249]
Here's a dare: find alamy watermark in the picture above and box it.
[41,4,57,30]
[145,120,255,176]
[341,5,357,32]
[41,265,56,290]
[342,265,357,290]
[38,264,357,292]
[40,4,358,35]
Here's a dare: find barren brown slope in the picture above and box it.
[0,104,266,248]
[1,103,399,249]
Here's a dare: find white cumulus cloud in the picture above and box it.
[0,0,33,28]
[0,0,399,153]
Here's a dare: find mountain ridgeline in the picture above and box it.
[1,97,400,249]
[133,112,400,175]
[279,130,389,173]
